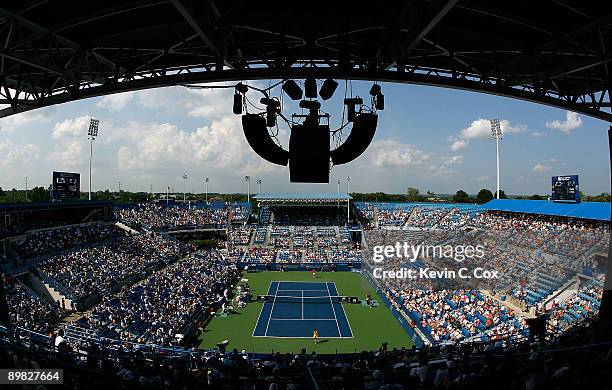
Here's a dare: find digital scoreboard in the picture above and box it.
[551,175,580,203]
[52,171,80,200]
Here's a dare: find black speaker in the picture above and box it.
[330,113,378,165]
[242,114,289,166]
[289,123,330,183]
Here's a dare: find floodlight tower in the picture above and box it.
[346,176,351,223]
[205,177,209,204]
[87,118,100,201]
[182,174,188,202]
[256,179,262,194]
[245,176,251,203]
[490,119,502,199]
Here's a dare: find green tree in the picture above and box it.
[0,186,4,196]
[452,190,470,203]
[584,192,611,202]
[407,187,420,201]
[529,194,543,200]
[494,189,507,199]
[476,189,493,204]
[30,186,50,202]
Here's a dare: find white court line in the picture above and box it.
[326,282,342,337]
[263,282,279,337]
[268,318,338,321]
[252,281,274,337]
[330,283,354,337]
[253,334,353,339]
[301,290,304,319]
[254,281,355,338]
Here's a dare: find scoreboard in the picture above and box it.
[551,175,580,203]
[52,171,81,200]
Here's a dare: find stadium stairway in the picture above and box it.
[114,221,139,234]
[402,207,420,229]
[24,272,75,311]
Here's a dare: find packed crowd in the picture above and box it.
[548,279,603,333]
[37,232,189,302]
[236,246,362,264]
[243,225,347,248]
[355,202,415,227]
[3,314,610,390]
[3,274,59,333]
[115,203,250,231]
[71,250,240,346]
[227,226,252,245]
[389,289,528,344]
[13,223,123,259]
[409,207,453,228]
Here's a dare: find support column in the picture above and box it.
[598,126,612,325]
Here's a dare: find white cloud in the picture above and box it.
[0,109,52,134]
[476,175,489,181]
[0,141,40,168]
[112,116,259,172]
[443,155,463,165]
[533,163,551,172]
[366,139,429,168]
[96,92,135,111]
[52,115,91,139]
[48,139,83,167]
[126,84,236,120]
[48,116,91,167]
[449,118,526,150]
[428,155,464,177]
[545,111,582,133]
[450,139,468,151]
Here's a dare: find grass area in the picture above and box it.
[198,271,414,354]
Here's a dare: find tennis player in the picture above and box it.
[313,328,319,344]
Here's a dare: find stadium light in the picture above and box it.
[205,177,209,204]
[182,174,188,203]
[346,176,351,224]
[490,119,502,199]
[245,176,251,203]
[257,179,262,194]
[166,186,170,206]
[87,118,100,201]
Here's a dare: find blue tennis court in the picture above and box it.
[253,281,353,338]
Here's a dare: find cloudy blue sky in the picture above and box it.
[0,80,609,196]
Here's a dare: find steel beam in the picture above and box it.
[0,65,609,121]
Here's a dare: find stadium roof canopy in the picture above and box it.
[483,199,611,221]
[254,193,352,203]
[0,2,611,120]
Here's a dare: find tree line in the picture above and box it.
[0,186,610,204]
